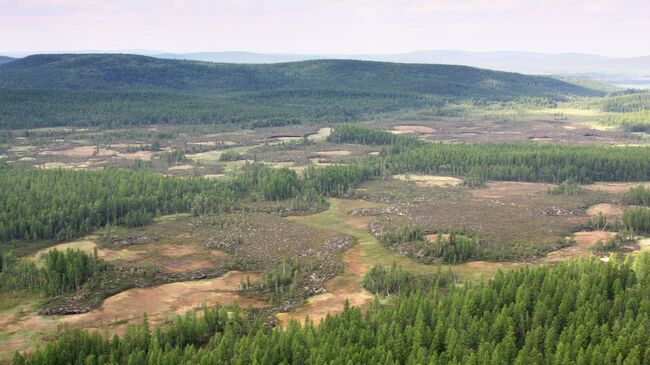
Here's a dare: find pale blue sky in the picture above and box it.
[1,0,649,56]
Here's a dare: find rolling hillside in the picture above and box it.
[0,56,14,65]
[0,54,602,129]
[156,50,650,77]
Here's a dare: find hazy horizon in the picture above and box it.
[1,0,649,58]
[2,49,650,59]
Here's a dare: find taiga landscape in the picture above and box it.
[1,1,650,364]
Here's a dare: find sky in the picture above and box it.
[1,0,649,57]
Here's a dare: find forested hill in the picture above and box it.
[0,56,14,65]
[0,54,599,98]
[0,54,602,129]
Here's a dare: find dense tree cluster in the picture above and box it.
[305,163,380,196]
[329,125,650,183]
[362,263,454,297]
[423,233,479,264]
[601,91,650,113]
[380,226,478,264]
[388,143,650,183]
[240,259,314,305]
[627,185,650,206]
[548,179,585,195]
[591,233,636,253]
[0,161,382,243]
[13,255,650,364]
[327,125,423,147]
[162,149,188,165]
[40,248,103,295]
[379,225,427,245]
[623,207,650,234]
[0,165,224,242]
[600,111,650,132]
[218,150,246,162]
[0,248,103,296]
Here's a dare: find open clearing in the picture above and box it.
[315,150,352,156]
[583,182,650,193]
[28,237,98,261]
[637,238,650,253]
[471,181,553,199]
[307,127,332,142]
[167,164,194,171]
[391,125,436,134]
[393,174,463,187]
[63,271,265,330]
[586,203,625,217]
[0,272,265,358]
[544,231,615,262]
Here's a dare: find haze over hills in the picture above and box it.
[0,53,599,97]
[0,56,15,65]
[153,50,650,85]
[0,53,601,129]
[5,50,649,86]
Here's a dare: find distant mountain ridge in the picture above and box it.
[153,50,650,78]
[0,56,14,65]
[0,53,599,98]
[0,53,602,129]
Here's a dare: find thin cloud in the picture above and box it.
[0,0,648,56]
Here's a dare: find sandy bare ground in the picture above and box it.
[586,203,625,217]
[107,143,145,148]
[29,236,223,273]
[393,174,463,187]
[636,238,650,253]
[307,127,332,142]
[426,233,450,242]
[63,272,264,330]
[29,237,98,261]
[187,141,235,147]
[168,164,194,171]
[0,272,265,358]
[29,236,143,263]
[40,146,117,158]
[309,158,337,167]
[544,231,615,262]
[391,125,436,134]
[530,137,555,142]
[471,181,553,199]
[118,151,154,160]
[315,150,352,156]
[39,145,155,161]
[583,182,650,194]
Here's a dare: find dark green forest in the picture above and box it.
[0,54,601,129]
[362,263,454,297]
[601,91,650,113]
[0,162,380,243]
[330,125,650,183]
[0,248,103,296]
[12,255,650,365]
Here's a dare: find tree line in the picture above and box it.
[12,254,650,364]
[627,185,650,206]
[380,225,479,264]
[362,262,454,297]
[329,125,650,183]
[623,207,650,235]
[0,248,103,296]
[0,161,380,244]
